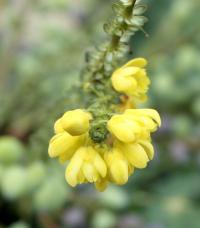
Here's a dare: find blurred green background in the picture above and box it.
[0,0,200,227]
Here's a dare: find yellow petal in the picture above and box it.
[60,109,92,136]
[65,159,81,187]
[134,70,150,95]
[54,118,64,134]
[83,163,98,183]
[123,143,149,168]
[107,115,141,143]
[48,132,80,158]
[142,109,161,127]
[77,169,85,183]
[111,73,137,94]
[123,58,147,68]
[139,140,154,160]
[94,152,107,178]
[125,109,161,127]
[113,66,140,77]
[110,160,128,185]
[125,114,158,132]
[106,148,129,185]
[65,147,86,187]
[59,152,71,163]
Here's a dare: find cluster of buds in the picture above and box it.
[112,58,150,103]
[48,58,161,191]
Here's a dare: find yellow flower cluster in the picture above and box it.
[48,58,161,191]
[112,58,150,104]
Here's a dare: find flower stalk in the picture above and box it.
[84,0,148,142]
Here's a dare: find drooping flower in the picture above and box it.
[48,109,91,162]
[48,132,84,159]
[107,108,161,143]
[59,109,92,136]
[111,58,150,102]
[104,147,130,185]
[65,146,107,187]
[114,139,153,168]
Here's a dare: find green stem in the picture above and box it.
[85,0,147,143]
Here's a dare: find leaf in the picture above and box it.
[154,172,200,198]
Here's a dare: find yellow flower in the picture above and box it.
[48,109,160,191]
[65,146,107,187]
[104,147,130,185]
[107,114,141,143]
[48,111,87,163]
[60,109,92,136]
[54,118,65,133]
[124,109,161,127]
[107,108,161,143]
[48,132,85,160]
[111,58,150,101]
[114,139,153,168]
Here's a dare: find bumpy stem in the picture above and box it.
[83,0,147,143]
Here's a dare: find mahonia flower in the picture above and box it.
[48,109,108,189]
[107,109,161,143]
[65,146,107,187]
[111,58,150,103]
[58,109,92,136]
[98,108,160,188]
[48,57,161,191]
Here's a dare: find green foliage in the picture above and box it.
[9,221,30,228]
[98,186,129,210]
[0,136,25,164]
[33,175,69,212]
[2,166,28,200]
[91,210,116,228]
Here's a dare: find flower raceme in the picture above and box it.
[48,106,161,191]
[48,57,160,191]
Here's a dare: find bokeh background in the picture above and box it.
[0,0,200,227]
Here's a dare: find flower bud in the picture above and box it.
[105,148,129,185]
[107,109,161,143]
[111,58,150,100]
[107,114,141,143]
[48,132,83,158]
[60,109,92,136]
